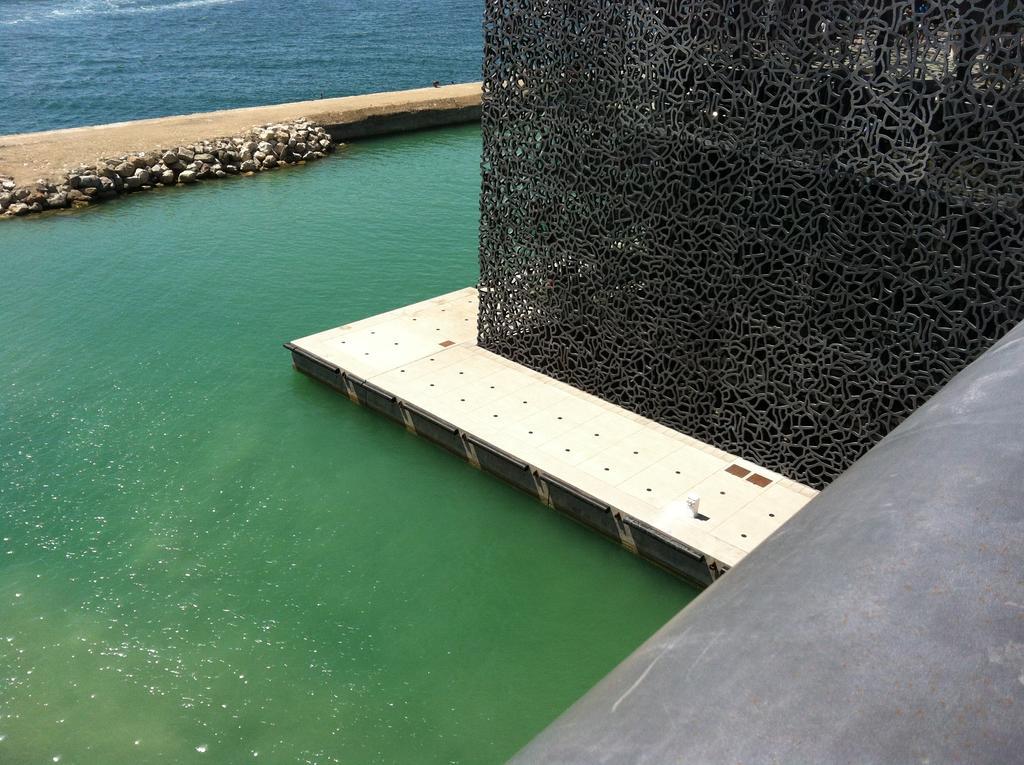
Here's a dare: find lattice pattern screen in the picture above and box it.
[478,0,1024,488]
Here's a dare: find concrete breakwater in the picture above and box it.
[0,83,481,219]
[1,120,336,217]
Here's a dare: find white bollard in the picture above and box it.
[686,492,701,518]
[663,495,703,521]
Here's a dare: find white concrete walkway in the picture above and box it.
[291,287,818,569]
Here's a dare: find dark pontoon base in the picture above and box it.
[285,343,722,587]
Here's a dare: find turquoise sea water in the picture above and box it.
[0,0,482,134]
[0,126,696,763]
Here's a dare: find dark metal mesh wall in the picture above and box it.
[477,0,1024,488]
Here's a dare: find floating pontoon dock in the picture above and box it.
[285,287,817,585]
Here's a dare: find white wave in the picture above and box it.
[118,0,247,15]
[1,0,245,27]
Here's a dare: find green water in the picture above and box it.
[0,125,696,764]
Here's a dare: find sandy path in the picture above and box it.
[0,83,481,185]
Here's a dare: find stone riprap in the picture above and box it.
[0,119,337,218]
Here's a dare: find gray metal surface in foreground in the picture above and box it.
[511,321,1024,764]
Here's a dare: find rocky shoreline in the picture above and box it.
[0,118,338,218]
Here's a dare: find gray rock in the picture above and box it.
[20,187,47,206]
[45,192,68,208]
[0,121,339,214]
[7,203,30,216]
[66,189,90,207]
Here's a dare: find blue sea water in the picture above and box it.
[0,0,483,135]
